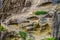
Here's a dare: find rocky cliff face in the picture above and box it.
[3,0,25,13]
[0,0,26,21]
[0,0,56,21]
[1,0,52,13]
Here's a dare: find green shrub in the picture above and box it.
[34,11,48,15]
[19,31,27,40]
[46,38,55,40]
[41,38,55,40]
[0,25,6,31]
